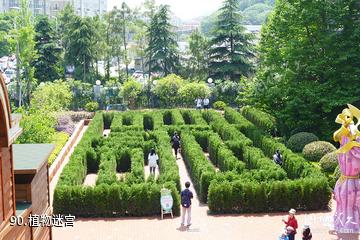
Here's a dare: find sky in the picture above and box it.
[108,0,223,20]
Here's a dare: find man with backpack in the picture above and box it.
[171,132,181,159]
[181,181,193,227]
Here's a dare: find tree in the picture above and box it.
[92,15,107,80]
[120,2,131,79]
[252,0,360,139]
[105,8,124,83]
[121,79,142,109]
[186,29,210,80]
[146,5,180,76]
[209,0,255,81]
[179,82,211,107]
[33,16,62,82]
[65,16,97,83]
[0,13,13,57]
[7,0,37,107]
[154,74,185,107]
[58,4,76,76]
[31,80,72,112]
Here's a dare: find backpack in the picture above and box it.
[181,189,191,208]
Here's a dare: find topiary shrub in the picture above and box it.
[320,151,338,173]
[213,101,227,110]
[303,141,336,162]
[85,101,99,112]
[287,132,319,153]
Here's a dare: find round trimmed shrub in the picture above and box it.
[213,101,227,110]
[287,132,319,152]
[303,141,336,162]
[319,151,338,173]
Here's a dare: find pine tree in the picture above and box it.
[209,0,255,81]
[145,5,179,76]
[33,16,62,82]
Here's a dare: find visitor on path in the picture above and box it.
[302,225,312,240]
[181,181,193,227]
[282,209,298,240]
[203,97,210,110]
[148,149,159,175]
[195,98,202,110]
[171,132,181,159]
[273,149,283,165]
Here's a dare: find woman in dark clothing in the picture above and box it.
[171,132,181,159]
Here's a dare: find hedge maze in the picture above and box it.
[54,108,331,217]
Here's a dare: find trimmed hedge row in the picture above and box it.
[192,130,246,174]
[152,130,181,191]
[224,107,324,179]
[241,106,276,134]
[54,182,180,217]
[163,109,185,125]
[204,110,287,180]
[54,111,181,217]
[208,177,330,213]
[57,112,103,186]
[181,109,208,125]
[110,111,144,132]
[181,132,216,202]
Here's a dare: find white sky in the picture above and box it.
[108,0,223,20]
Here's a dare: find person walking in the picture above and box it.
[148,149,159,175]
[195,98,202,110]
[203,97,210,110]
[171,132,181,159]
[273,149,283,165]
[181,181,193,227]
[282,209,298,240]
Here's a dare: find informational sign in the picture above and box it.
[160,188,173,213]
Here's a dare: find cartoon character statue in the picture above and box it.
[333,104,360,234]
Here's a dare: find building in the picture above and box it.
[0,0,107,18]
[0,0,47,15]
[0,73,53,239]
[49,0,107,18]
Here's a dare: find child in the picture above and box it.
[302,225,312,240]
[148,149,159,175]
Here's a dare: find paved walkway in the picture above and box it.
[83,174,97,187]
[52,147,352,240]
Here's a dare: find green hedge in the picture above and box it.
[287,132,319,153]
[224,107,324,179]
[302,141,336,162]
[152,130,181,191]
[208,177,330,213]
[240,106,276,134]
[110,112,144,132]
[181,132,216,202]
[320,151,338,173]
[54,182,180,217]
[57,112,103,186]
[181,109,208,125]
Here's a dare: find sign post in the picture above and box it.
[160,188,173,219]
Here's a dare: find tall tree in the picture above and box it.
[58,4,77,76]
[146,5,179,76]
[252,0,360,138]
[7,0,37,106]
[65,16,97,83]
[33,16,62,82]
[0,13,13,57]
[105,7,124,83]
[120,2,131,79]
[209,0,255,81]
[186,29,210,80]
